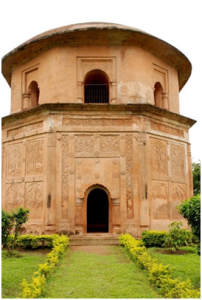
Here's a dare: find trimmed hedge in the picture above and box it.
[19,234,69,298]
[141,230,168,247]
[17,234,56,249]
[119,234,200,298]
[5,234,60,250]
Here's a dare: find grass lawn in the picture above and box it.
[1,249,49,299]
[42,246,162,298]
[147,246,200,289]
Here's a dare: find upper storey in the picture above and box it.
[2,22,192,114]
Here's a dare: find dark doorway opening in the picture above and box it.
[87,188,109,233]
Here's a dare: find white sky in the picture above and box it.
[0,0,201,162]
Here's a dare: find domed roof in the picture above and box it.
[2,22,191,90]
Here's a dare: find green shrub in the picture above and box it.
[164,222,192,252]
[141,230,168,247]
[119,234,200,298]
[17,234,55,249]
[178,195,200,242]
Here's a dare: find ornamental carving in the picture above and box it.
[26,182,43,219]
[151,182,169,219]
[61,135,69,219]
[100,135,119,152]
[7,122,43,137]
[150,121,184,137]
[171,183,186,219]
[63,118,131,127]
[7,144,22,177]
[171,184,186,201]
[26,139,43,175]
[126,134,134,219]
[6,183,23,209]
[151,139,167,175]
[75,135,94,153]
[152,182,168,200]
[171,144,185,178]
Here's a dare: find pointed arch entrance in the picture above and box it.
[87,188,109,233]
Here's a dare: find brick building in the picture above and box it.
[1,23,195,236]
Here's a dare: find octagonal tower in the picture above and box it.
[1,22,195,236]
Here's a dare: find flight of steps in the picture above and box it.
[69,233,120,246]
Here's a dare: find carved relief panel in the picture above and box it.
[170,183,186,219]
[75,135,94,153]
[26,138,43,175]
[100,135,119,152]
[125,134,134,219]
[25,182,43,219]
[7,143,23,177]
[151,138,167,176]
[6,183,23,210]
[61,135,69,219]
[170,144,185,178]
[151,181,169,219]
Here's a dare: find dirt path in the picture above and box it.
[70,245,117,255]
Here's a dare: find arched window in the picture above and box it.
[84,70,109,103]
[28,81,40,107]
[154,82,163,108]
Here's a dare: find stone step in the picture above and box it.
[69,234,120,246]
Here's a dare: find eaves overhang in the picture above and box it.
[2,103,196,129]
[2,22,191,91]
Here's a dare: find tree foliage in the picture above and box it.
[178,195,200,242]
[2,207,29,255]
[192,162,200,196]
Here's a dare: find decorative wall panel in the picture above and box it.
[75,135,94,153]
[61,135,69,219]
[7,143,23,177]
[6,183,23,210]
[151,181,169,219]
[151,139,167,175]
[26,182,43,219]
[100,135,119,152]
[26,139,43,175]
[171,144,185,178]
[126,134,134,219]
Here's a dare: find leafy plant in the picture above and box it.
[2,207,29,255]
[163,222,192,252]
[192,162,200,195]
[178,194,201,254]
[178,195,200,242]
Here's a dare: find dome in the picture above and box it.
[2,22,191,90]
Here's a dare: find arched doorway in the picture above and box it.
[87,188,109,233]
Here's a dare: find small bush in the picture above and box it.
[164,222,192,252]
[141,230,168,247]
